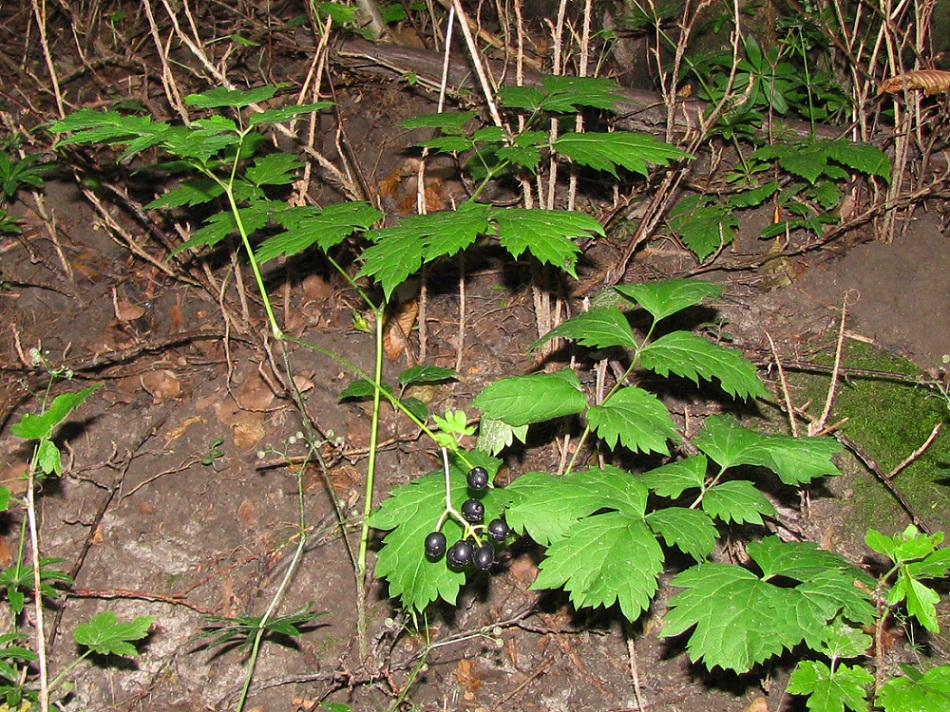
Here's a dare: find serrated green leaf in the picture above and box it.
[824,139,890,183]
[646,507,717,561]
[865,528,895,560]
[505,466,648,546]
[818,619,873,659]
[175,205,270,253]
[248,101,333,125]
[367,468,508,611]
[338,379,391,400]
[787,661,873,712]
[398,365,458,386]
[531,306,640,351]
[695,415,842,485]
[640,332,769,400]
[906,548,950,579]
[890,573,940,632]
[496,143,541,169]
[245,153,302,187]
[73,611,153,658]
[615,278,722,324]
[401,111,477,134]
[727,181,779,208]
[11,385,102,441]
[702,480,774,525]
[532,510,662,620]
[258,202,381,261]
[185,85,280,109]
[0,487,10,512]
[497,85,546,111]
[538,75,623,112]
[667,195,738,261]
[877,664,950,712]
[554,131,689,177]
[661,562,800,672]
[145,178,224,209]
[472,368,586,427]
[476,417,529,456]
[587,386,678,455]
[638,455,709,498]
[493,208,598,277]
[750,535,868,584]
[36,439,62,476]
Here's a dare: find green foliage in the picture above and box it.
[195,606,324,652]
[877,665,950,712]
[73,611,153,658]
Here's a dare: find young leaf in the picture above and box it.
[876,664,950,712]
[257,202,382,261]
[701,480,775,524]
[615,278,722,324]
[493,208,598,277]
[531,306,640,351]
[640,332,769,400]
[638,455,709,498]
[11,385,102,441]
[889,572,940,632]
[505,466,648,546]
[532,510,663,621]
[338,379,391,401]
[646,507,717,561]
[695,415,842,485]
[398,365,458,387]
[73,611,153,658]
[472,369,586,427]
[787,661,873,712]
[553,131,689,177]
[368,468,508,611]
[477,417,529,456]
[587,386,679,455]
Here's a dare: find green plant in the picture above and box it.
[3,369,150,710]
[0,146,53,235]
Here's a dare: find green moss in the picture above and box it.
[791,341,949,536]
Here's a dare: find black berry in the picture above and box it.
[446,540,475,568]
[424,531,446,560]
[487,518,510,543]
[473,542,495,571]
[460,498,485,524]
[466,466,489,491]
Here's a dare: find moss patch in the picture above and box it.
[790,341,950,537]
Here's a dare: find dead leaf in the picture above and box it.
[169,302,185,332]
[232,413,266,449]
[302,273,335,301]
[879,69,950,96]
[140,369,181,403]
[455,659,481,700]
[383,299,418,362]
[237,499,257,528]
[292,373,314,393]
[236,367,275,411]
[743,698,769,712]
[163,415,204,447]
[0,536,12,567]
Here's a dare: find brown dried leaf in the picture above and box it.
[878,69,950,96]
[140,369,181,403]
[383,299,418,362]
[455,659,481,699]
[236,367,275,411]
[164,415,204,446]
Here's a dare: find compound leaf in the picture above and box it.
[532,306,639,351]
[401,111,477,134]
[823,139,890,183]
[661,562,800,672]
[472,368,586,427]
[667,195,738,261]
[638,455,709,498]
[615,278,722,324]
[259,202,381,261]
[505,466,648,546]
[73,611,153,658]
[877,665,950,712]
[787,661,873,712]
[640,332,769,400]
[702,480,774,525]
[477,417,529,456]
[587,386,678,455]
[246,152,302,187]
[890,573,940,632]
[646,507,717,561]
[532,510,663,621]
[554,131,688,177]
[175,205,271,253]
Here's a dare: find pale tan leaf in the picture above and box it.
[878,69,950,96]
[140,369,181,403]
[383,299,418,362]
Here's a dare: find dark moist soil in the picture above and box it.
[1,10,949,712]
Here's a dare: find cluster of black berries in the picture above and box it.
[424,466,510,571]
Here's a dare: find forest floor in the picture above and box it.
[1,5,949,712]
